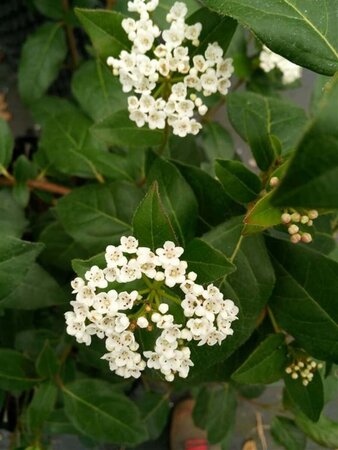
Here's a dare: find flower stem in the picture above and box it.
[158,121,170,156]
[159,290,181,306]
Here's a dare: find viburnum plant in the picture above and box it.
[0,0,337,449]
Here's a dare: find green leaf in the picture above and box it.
[0,237,43,302]
[243,190,282,235]
[18,23,67,104]
[187,7,237,56]
[147,156,198,245]
[133,182,178,250]
[36,341,59,378]
[227,92,307,170]
[56,182,143,253]
[63,378,147,445]
[271,416,306,450]
[201,122,235,171]
[44,409,78,435]
[203,0,338,76]
[33,0,63,19]
[137,392,170,441]
[71,60,127,122]
[184,239,235,284]
[232,334,288,384]
[38,108,121,181]
[284,370,324,422]
[272,74,338,208]
[175,161,243,229]
[0,263,66,310]
[0,118,14,170]
[25,382,58,433]
[190,217,275,374]
[30,97,79,127]
[294,412,338,448]
[215,159,261,203]
[268,237,338,363]
[92,110,163,148]
[0,190,27,238]
[193,384,237,444]
[13,155,38,207]
[39,221,88,272]
[0,349,39,391]
[72,253,105,278]
[75,8,130,60]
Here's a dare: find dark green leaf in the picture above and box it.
[18,23,67,104]
[133,182,178,250]
[232,334,288,384]
[227,92,307,170]
[63,379,147,445]
[284,370,324,422]
[193,384,237,444]
[201,122,235,171]
[147,156,198,245]
[36,341,59,378]
[268,237,338,363]
[0,264,66,310]
[26,382,58,433]
[33,0,63,19]
[0,237,43,302]
[31,97,79,127]
[0,190,27,238]
[72,252,105,278]
[187,7,237,56]
[271,416,306,450]
[71,60,127,122]
[92,110,163,148]
[13,155,38,207]
[175,161,243,229]
[215,159,261,203]
[137,392,170,441]
[203,0,338,76]
[0,118,14,170]
[75,9,130,59]
[44,409,78,435]
[39,221,88,272]
[184,238,235,284]
[272,74,338,208]
[0,349,39,391]
[56,182,143,253]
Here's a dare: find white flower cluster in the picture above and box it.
[106,0,234,137]
[281,209,318,244]
[65,236,238,381]
[259,45,302,85]
[285,356,323,386]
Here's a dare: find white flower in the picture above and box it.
[71,277,85,293]
[164,261,188,287]
[76,286,96,306]
[120,236,139,253]
[105,245,128,267]
[156,241,184,266]
[117,290,138,310]
[137,316,149,328]
[85,266,108,289]
[119,259,142,283]
[259,45,302,84]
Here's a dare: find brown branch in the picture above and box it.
[62,0,80,69]
[0,176,71,196]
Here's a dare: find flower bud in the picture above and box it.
[290,233,301,244]
[159,303,169,314]
[300,215,309,224]
[288,224,299,235]
[281,213,291,224]
[308,210,319,219]
[137,317,149,328]
[301,233,312,244]
[269,176,279,187]
[291,212,301,222]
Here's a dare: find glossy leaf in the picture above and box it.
[133,182,178,250]
[92,110,163,148]
[72,60,127,122]
[268,237,338,363]
[232,333,288,384]
[272,74,338,208]
[201,122,235,170]
[147,156,198,245]
[18,23,67,104]
[271,416,306,450]
[25,382,58,433]
[215,159,261,203]
[227,92,307,170]
[0,349,39,391]
[184,238,235,284]
[0,190,27,238]
[36,341,59,378]
[137,392,170,441]
[193,384,237,444]
[56,182,143,253]
[203,0,338,76]
[175,161,244,229]
[63,379,147,445]
[244,191,282,235]
[0,237,43,302]
[295,412,338,448]
[284,370,324,422]
[75,8,130,59]
[0,119,14,170]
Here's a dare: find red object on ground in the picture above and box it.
[185,439,208,450]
